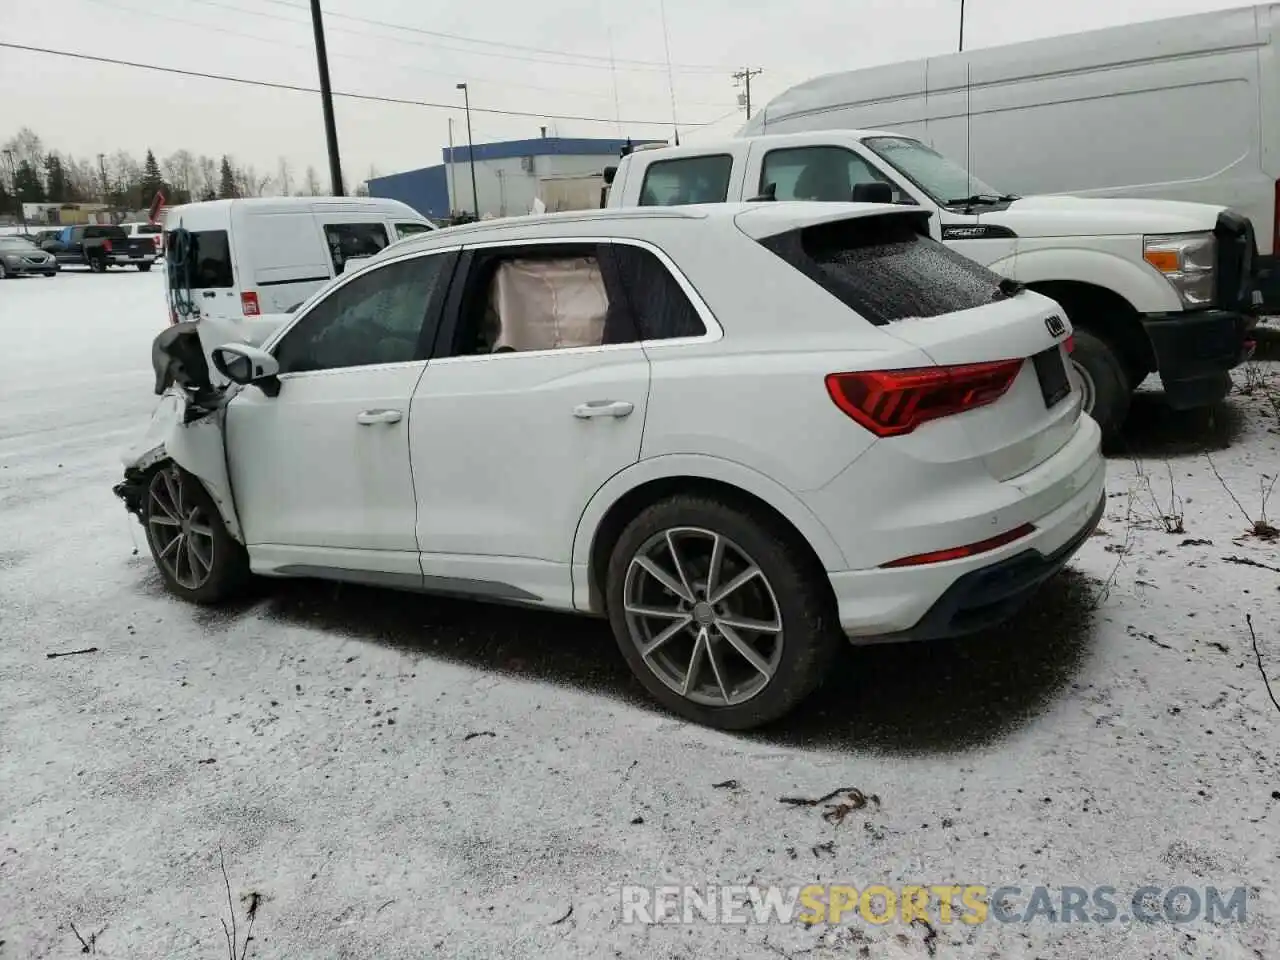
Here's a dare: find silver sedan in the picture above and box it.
[0,236,59,278]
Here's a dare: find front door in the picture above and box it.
[226,250,454,579]
[409,240,654,604]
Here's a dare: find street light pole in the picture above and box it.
[310,0,345,196]
[959,0,966,52]
[456,82,479,219]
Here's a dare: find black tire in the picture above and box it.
[142,463,250,605]
[137,262,152,272]
[605,494,841,730]
[1070,329,1131,439]
[88,256,106,273]
[0,263,7,280]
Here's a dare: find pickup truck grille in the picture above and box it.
[1214,211,1259,314]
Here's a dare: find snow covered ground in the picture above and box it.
[0,271,1277,959]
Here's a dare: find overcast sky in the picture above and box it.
[0,0,1253,187]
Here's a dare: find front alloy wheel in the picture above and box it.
[146,464,217,591]
[624,527,785,706]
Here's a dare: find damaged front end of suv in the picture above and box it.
[113,322,245,544]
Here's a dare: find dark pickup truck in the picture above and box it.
[40,224,156,272]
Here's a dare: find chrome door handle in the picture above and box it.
[356,408,403,425]
[574,400,634,419]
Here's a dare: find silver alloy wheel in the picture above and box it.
[623,526,784,707]
[146,465,216,590]
[1071,358,1096,415]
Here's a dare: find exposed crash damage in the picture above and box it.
[113,322,246,548]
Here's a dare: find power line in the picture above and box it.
[252,0,734,72]
[0,41,723,126]
[174,0,730,74]
[86,0,734,108]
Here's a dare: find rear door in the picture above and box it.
[241,210,333,315]
[409,238,652,601]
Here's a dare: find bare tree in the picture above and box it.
[303,165,322,197]
[163,149,196,200]
[276,157,292,198]
[5,127,45,169]
[196,155,218,200]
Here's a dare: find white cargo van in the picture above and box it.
[161,196,435,351]
[740,3,1280,308]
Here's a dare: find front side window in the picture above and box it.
[761,146,901,203]
[760,213,1007,325]
[323,222,390,275]
[274,254,445,374]
[862,137,1003,206]
[638,155,733,206]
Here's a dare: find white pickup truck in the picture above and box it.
[604,130,1261,436]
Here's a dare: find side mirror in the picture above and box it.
[602,165,618,186]
[852,182,894,204]
[211,343,280,396]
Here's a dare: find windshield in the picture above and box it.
[0,237,37,250]
[862,137,1004,206]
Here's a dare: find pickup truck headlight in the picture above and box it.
[1143,233,1216,308]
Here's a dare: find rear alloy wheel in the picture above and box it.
[88,257,106,273]
[606,495,840,729]
[143,463,249,604]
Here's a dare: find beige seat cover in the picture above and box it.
[487,257,608,352]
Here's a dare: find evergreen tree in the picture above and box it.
[44,154,70,203]
[13,159,45,203]
[140,148,165,206]
[217,155,238,199]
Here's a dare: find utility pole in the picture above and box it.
[310,0,345,196]
[447,118,458,216]
[3,149,22,227]
[732,67,763,118]
[456,83,479,219]
[959,0,966,52]
[97,153,109,202]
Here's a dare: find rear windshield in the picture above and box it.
[134,223,163,235]
[179,229,234,288]
[759,214,1006,325]
[89,226,128,240]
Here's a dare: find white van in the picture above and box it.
[740,3,1280,308]
[161,196,435,349]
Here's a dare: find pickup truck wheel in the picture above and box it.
[1070,330,1130,439]
[143,463,250,605]
[137,262,152,273]
[88,257,106,273]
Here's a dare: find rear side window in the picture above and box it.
[323,222,390,275]
[638,155,733,206]
[760,214,1004,325]
[186,230,234,288]
[396,222,432,239]
[610,245,706,340]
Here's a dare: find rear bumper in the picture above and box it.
[1142,309,1257,410]
[826,415,1105,641]
[110,254,152,265]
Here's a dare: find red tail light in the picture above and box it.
[881,523,1036,568]
[1064,335,1075,354]
[241,291,260,316]
[102,239,112,253]
[825,359,1024,437]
